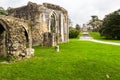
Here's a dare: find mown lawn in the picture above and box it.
[89,32,120,43]
[0,39,120,80]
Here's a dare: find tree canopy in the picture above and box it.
[99,10,120,39]
[75,24,81,32]
[88,15,102,32]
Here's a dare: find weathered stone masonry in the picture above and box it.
[0,15,34,61]
[8,2,69,46]
[0,2,69,61]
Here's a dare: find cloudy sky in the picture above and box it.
[0,0,120,26]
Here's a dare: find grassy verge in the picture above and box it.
[77,32,82,39]
[0,39,120,80]
[89,32,120,43]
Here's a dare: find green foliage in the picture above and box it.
[89,15,103,32]
[89,32,105,40]
[0,39,120,80]
[0,7,8,15]
[77,32,82,39]
[99,10,120,39]
[69,29,80,38]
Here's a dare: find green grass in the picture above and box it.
[89,32,105,40]
[0,39,120,80]
[89,32,120,43]
[77,32,82,39]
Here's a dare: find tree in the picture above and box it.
[0,7,8,15]
[99,10,120,39]
[75,24,81,32]
[88,15,103,32]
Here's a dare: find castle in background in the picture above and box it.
[0,2,69,61]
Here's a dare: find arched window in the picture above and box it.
[50,14,56,33]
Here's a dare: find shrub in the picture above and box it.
[69,29,80,38]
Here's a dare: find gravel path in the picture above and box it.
[88,39,120,46]
[80,32,120,46]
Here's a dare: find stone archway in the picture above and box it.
[0,23,7,57]
[44,12,58,46]
[0,15,34,61]
[23,28,29,48]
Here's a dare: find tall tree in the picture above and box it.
[99,10,120,39]
[75,24,81,32]
[88,15,102,32]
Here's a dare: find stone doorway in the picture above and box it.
[0,24,7,57]
[24,30,29,48]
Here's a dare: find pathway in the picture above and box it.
[80,32,120,46]
[80,32,93,40]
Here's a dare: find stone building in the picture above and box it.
[0,2,69,61]
[8,2,69,46]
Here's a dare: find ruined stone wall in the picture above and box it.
[0,15,33,61]
[7,2,69,46]
[8,2,40,22]
[43,3,69,44]
[7,2,48,46]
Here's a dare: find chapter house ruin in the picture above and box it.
[0,2,69,61]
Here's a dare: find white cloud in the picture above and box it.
[0,0,120,26]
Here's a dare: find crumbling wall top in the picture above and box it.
[43,3,68,14]
[0,15,31,30]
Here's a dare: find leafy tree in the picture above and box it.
[88,15,102,32]
[99,10,120,39]
[0,7,8,15]
[75,24,81,32]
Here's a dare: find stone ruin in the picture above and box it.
[0,2,69,61]
[0,15,34,61]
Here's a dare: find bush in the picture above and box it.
[69,29,80,38]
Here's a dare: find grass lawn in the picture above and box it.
[89,32,120,43]
[0,39,120,80]
[77,32,82,39]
